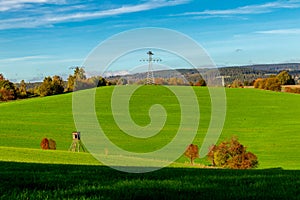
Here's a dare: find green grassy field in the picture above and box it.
[1,161,299,199]
[0,86,299,199]
[0,86,299,168]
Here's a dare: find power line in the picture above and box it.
[140,51,162,85]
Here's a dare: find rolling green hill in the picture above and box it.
[0,86,299,169]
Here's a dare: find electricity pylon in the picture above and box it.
[140,51,162,85]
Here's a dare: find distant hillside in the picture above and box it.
[106,63,300,86]
[235,63,300,71]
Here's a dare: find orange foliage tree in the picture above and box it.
[40,138,56,150]
[40,138,49,150]
[184,144,199,165]
[207,137,258,169]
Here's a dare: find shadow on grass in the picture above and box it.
[0,161,299,200]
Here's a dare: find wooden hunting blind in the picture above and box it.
[69,131,85,152]
[72,131,80,140]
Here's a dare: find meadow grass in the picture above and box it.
[0,93,75,150]
[0,161,299,199]
[0,86,299,168]
[0,146,100,165]
[1,86,300,199]
[222,89,300,169]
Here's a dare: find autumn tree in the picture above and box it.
[194,78,207,86]
[155,78,166,85]
[0,74,16,101]
[69,67,94,90]
[167,77,186,85]
[17,80,27,98]
[207,137,258,169]
[0,88,15,101]
[39,75,65,96]
[231,79,243,88]
[265,77,281,92]
[51,75,64,95]
[184,144,199,165]
[67,67,108,91]
[88,76,107,87]
[40,138,49,150]
[39,76,53,96]
[254,77,281,92]
[207,145,217,166]
[253,78,261,89]
[74,67,86,80]
[276,71,295,85]
[66,74,75,92]
[66,67,84,92]
[254,78,268,89]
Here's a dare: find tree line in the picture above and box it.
[253,70,295,92]
[0,67,108,102]
[1,68,297,102]
[229,70,296,92]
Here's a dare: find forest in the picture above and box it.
[1,63,300,102]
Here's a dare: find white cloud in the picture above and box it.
[0,0,190,29]
[176,0,300,17]
[256,28,300,35]
[0,0,66,12]
[0,55,49,62]
[49,0,189,22]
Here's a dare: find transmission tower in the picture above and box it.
[140,51,162,85]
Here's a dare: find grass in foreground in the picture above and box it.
[0,161,299,199]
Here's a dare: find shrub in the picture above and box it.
[194,79,207,86]
[284,87,300,94]
[40,138,49,150]
[207,145,217,166]
[265,77,281,92]
[207,137,258,169]
[184,144,199,165]
[40,138,56,150]
[254,77,281,92]
[254,78,265,89]
[259,79,267,89]
[231,79,243,88]
[0,88,15,101]
[253,79,260,88]
[294,88,300,94]
[49,139,56,150]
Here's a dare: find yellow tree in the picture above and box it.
[184,144,199,165]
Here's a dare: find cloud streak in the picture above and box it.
[0,0,66,12]
[47,0,190,22]
[0,0,190,29]
[0,55,50,62]
[256,28,300,35]
[176,0,300,17]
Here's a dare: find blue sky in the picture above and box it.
[0,0,300,82]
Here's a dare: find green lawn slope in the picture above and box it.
[0,86,299,169]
